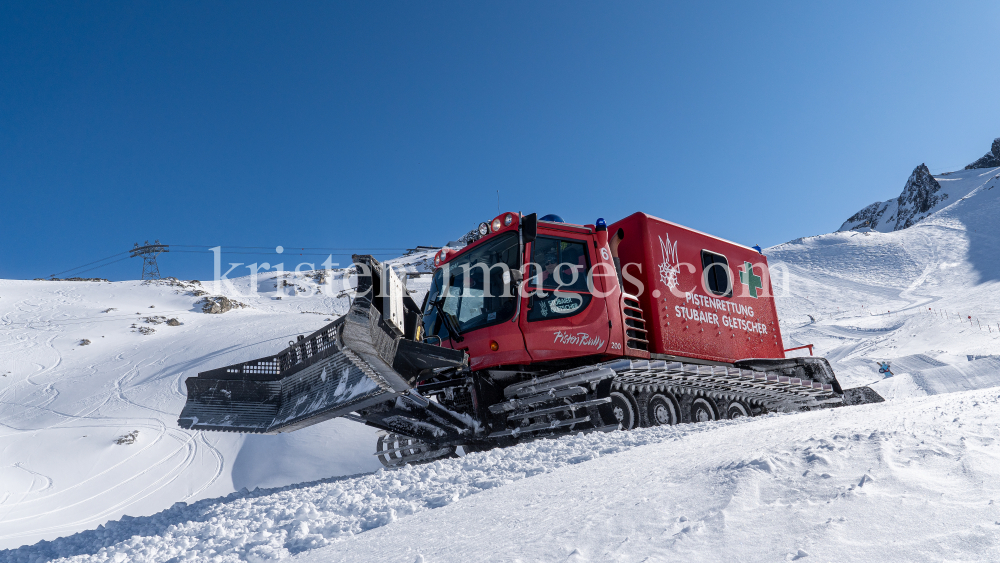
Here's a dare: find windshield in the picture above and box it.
[422,232,520,340]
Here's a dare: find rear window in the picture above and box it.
[701,250,732,297]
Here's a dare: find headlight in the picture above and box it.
[491,218,502,232]
[478,222,489,236]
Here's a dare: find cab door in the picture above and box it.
[519,234,611,361]
[420,233,530,371]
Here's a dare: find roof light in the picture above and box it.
[491,218,502,232]
[503,213,513,226]
[478,222,490,237]
[434,248,448,267]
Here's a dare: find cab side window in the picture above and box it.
[530,237,590,292]
[701,250,732,297]
[528,236,593,322]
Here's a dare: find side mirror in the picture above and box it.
[522,213,537,244]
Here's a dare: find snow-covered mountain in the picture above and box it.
[4,142,1000,561]
[770,143,1000,394]
[839,138,1000,233]
[965,137,1000,170]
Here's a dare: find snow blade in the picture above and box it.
[177,256,467,434]
[841,386,885,406]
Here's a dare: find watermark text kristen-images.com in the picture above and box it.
[209,246,789,302]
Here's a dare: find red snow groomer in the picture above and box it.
[178,212,881,465]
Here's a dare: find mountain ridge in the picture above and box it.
[839,137,1000,233]
[965,137,1000,170]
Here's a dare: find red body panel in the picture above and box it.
[609,212,785,363]
[454,319,532,371]
[432,211,784,370]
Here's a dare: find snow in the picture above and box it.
[0,254,434,551]
[767,162,1000,395]
[4,164,1000,561]
[8,390,1000,563]
[292,391,1000,563]
[0,422,722,562]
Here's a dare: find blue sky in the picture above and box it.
[2,1,999,281]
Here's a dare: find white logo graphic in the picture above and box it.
[658,233,680,289]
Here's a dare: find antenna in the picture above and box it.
[497,190,500,214]
[130,240,169,280]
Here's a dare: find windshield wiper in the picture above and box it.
[431,298,464,343]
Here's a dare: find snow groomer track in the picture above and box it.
[608,358,842,410]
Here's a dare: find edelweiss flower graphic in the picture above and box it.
[658,234,679,289]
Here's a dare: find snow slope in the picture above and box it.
[5,160,1000,561]
[768,164,1000,393]
[294,390,1000,563]
[6,389,1000,562]
[0,253,434,550]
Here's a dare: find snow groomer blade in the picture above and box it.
[178,256,466,434]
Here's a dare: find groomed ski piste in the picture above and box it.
[3,165,1000,562]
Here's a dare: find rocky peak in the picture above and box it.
[839,163,947,232]
[895,163,945,229]
[841,201,888,232]
[965,137,1000,170]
